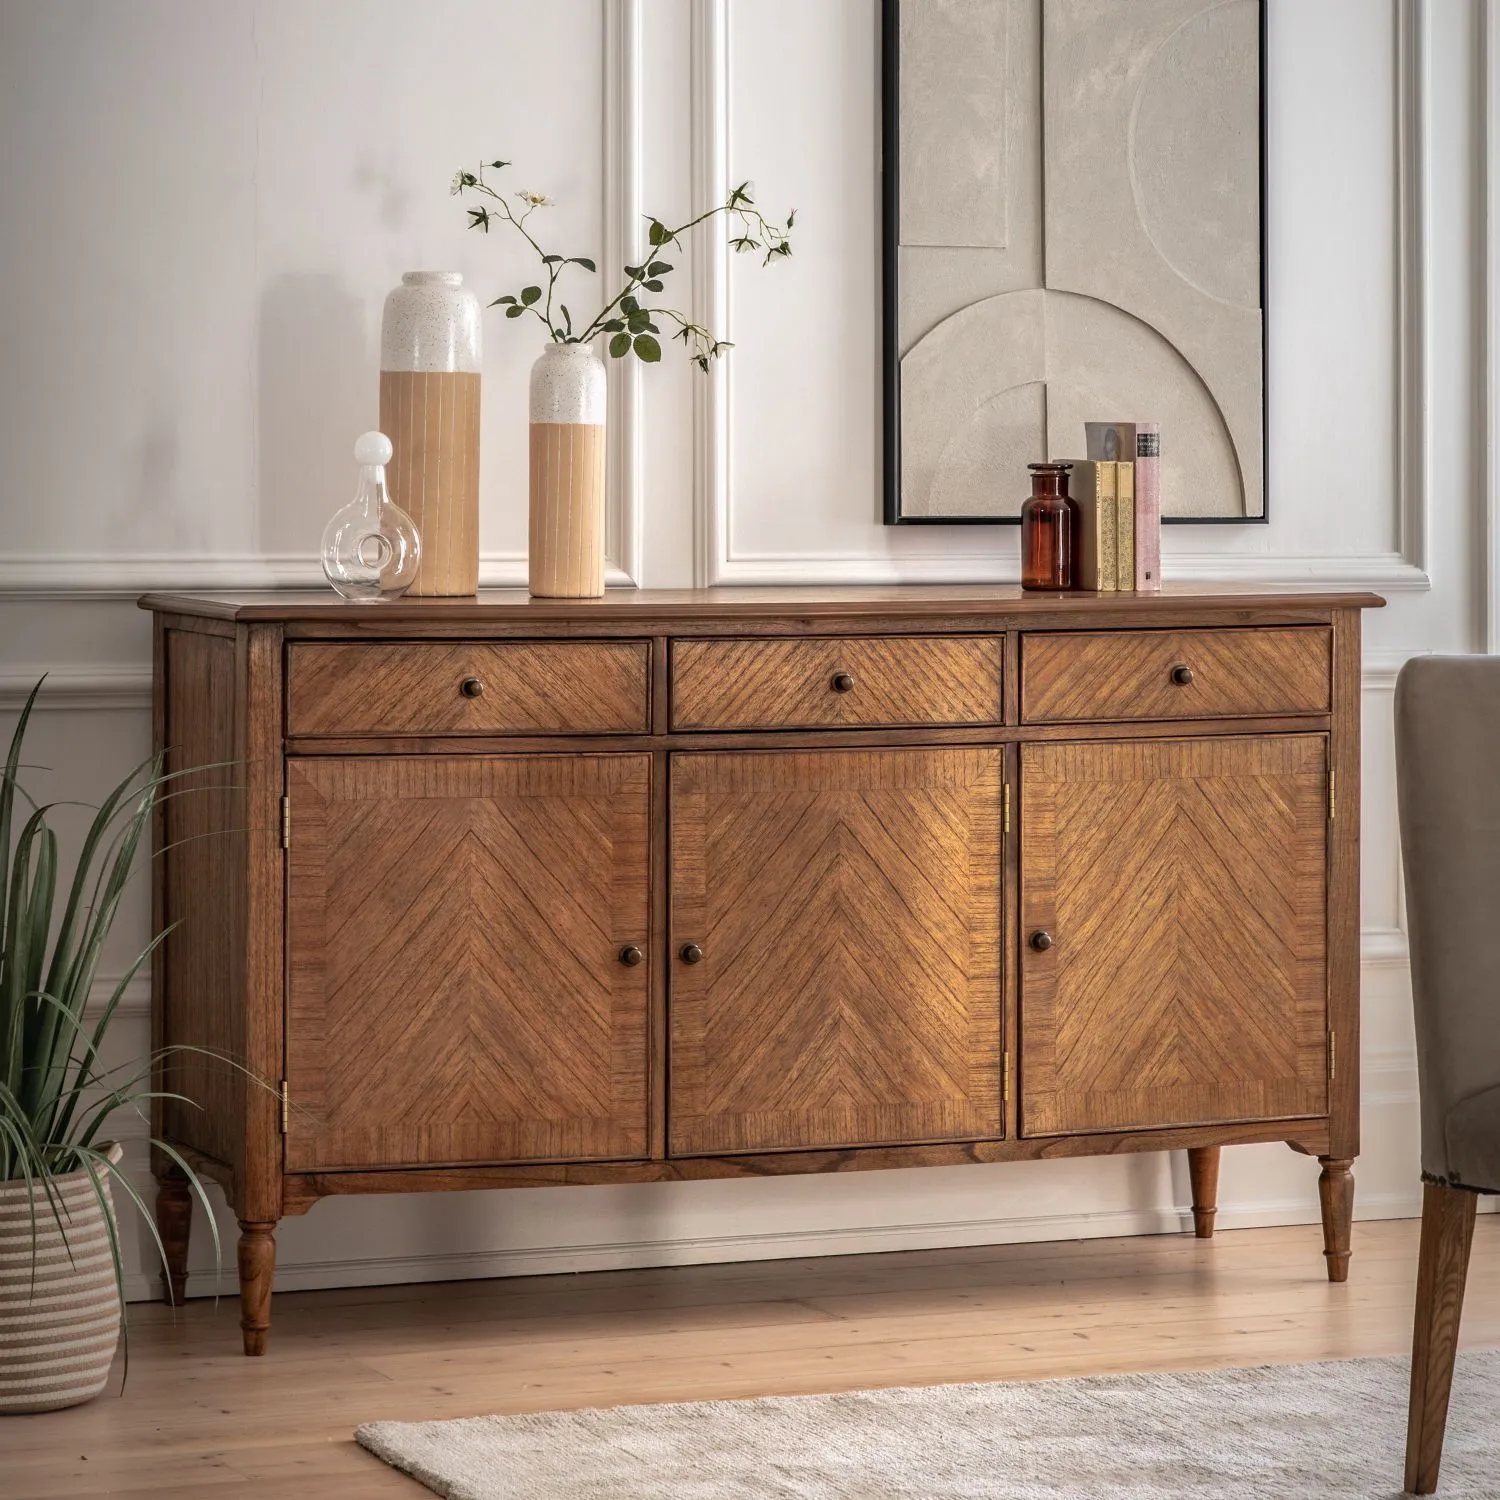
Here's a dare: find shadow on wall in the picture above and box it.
[258,274,370,557]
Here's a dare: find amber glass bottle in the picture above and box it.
[1020,462,1078,590]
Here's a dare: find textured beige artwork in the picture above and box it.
[893,0,1263,520]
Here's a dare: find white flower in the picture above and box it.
[516,190,553,207]
[450,170,478,195]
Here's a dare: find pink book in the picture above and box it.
[1084,422,1160,592]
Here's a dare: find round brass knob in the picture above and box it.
[459,676,485,698]
[831,671,855,693]
[1029,930,1054,952]
[1169,663,1194,687]
[619,944,644,967]
[679,943,704,965]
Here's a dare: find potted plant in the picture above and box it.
[449,156,795,597]
[0,683,219,1413]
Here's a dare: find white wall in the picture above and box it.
[0,0,1486,1303]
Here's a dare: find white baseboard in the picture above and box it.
[129,1189,1444,1305]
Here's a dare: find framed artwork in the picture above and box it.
[883,0,1267,524]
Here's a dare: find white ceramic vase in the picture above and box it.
[0,1145,123,1413]
[379,271,483,596]
[528,342,607,598]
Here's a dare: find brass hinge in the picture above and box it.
[1003,783,1011,836]
[1002,1050,1011,1104]
[1328,771,1336,822]
[279,1080,289,1134]
[280,795,291,849]
[1328,1030,1337,1082]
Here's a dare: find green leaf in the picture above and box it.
[541,254,564,265]
[633,333,662,362]
[627,310,651,333]
[643,279,664,292]
[647,261,673,276]
[623,264,644,279]
[505,305,526,319]
[520,285,542,306]
[609,331,632,359]
[560,304,573,334]
[620,295,640,315]
[493,295,517,305]
[568,257,597,272]
[648,220,669,246]
[602,319,626,333]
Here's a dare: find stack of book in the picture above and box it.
[1065,422,1161,593]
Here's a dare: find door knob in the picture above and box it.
[618,945,643,967]
[679,943,704,964]
[459,676,485,698]
[1169,663,1194,687]
[830,671,855,693]
[1029,930,1054,952]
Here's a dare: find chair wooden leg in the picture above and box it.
[1187,1146,1220,1238]
[154,1173,193,1306]
[1405,1181,1478,1495]
[1318,1156,1355,1282]
[237,1220,277,1356]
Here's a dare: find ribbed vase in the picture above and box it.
[0,1146,122,1413]
[379,271,483,597]
[528,343,607,598]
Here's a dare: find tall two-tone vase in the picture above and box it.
[529,342,606,598]
[378,271,482,595]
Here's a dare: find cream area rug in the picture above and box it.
[356,1351,1500,1499]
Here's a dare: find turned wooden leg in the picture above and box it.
[1318,1156,1355,1283]
[237,1220,277,1356]
[154,1174,193,1307]
[1187,1146,1221,1239]
[1405,1182,1478,1495]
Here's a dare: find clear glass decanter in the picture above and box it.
[320,432,422,602]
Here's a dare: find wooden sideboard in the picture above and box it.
[141,585,1381,1355]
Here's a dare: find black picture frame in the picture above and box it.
[881,0,1270,526]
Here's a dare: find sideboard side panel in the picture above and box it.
[158,625,247,1181]
[1327,606,1363,1161]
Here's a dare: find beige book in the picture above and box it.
[1068,460,1117,592]
[1115,461,1135,592]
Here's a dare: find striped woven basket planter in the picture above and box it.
[0,1145,122,1414]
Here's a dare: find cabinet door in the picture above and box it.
[285,755,649,1171]
[669,748,1003,1155]
[1019,735,1329,1136]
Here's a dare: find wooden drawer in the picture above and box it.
[671,636,1003,731]
[1021,627,1331,723]
[286,641,650,736]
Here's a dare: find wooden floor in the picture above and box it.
[7,1217,1499,1497]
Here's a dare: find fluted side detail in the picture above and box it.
[528,422,606,598]
[0,1162,121,1413]
[379,370,482,597]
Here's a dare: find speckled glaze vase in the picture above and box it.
[378,271,482,596]
[528,342,607,598]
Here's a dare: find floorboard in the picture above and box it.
[5,1218,1497,1499]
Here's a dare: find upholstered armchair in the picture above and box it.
[1394,656,1499,1494]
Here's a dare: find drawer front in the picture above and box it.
[1021,627,1331,723]
[671,636,1003,730]
[287,641,650,736]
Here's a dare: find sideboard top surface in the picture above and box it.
[140,584,1386,624]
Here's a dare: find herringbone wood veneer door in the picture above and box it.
[285,755,649,1170]
[669,748,1003,1155]
[1019,735,1329,1136]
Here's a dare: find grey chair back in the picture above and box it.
[1395,655,1500,1193]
